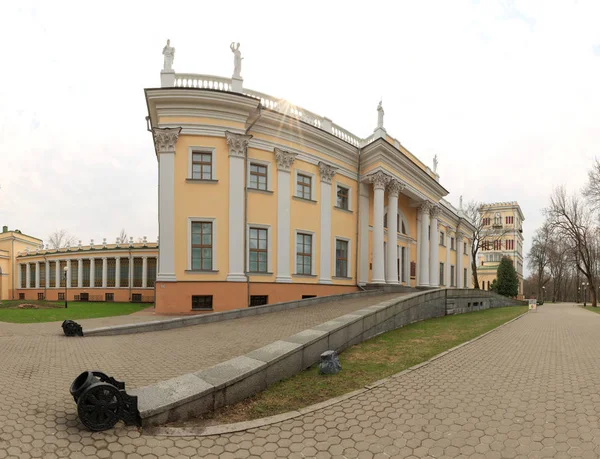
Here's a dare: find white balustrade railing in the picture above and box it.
[174,74,232,91]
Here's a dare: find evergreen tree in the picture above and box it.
[494,256,519,297]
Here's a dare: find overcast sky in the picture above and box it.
[1,1,599,275]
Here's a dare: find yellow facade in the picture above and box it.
[0,227,42,300]
[146,69,475,314]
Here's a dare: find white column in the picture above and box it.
[456,231,463,288]
[358,183,370,286]
[153,127,181,282]
[115,257,121,288]
[318,162,337,283]
[102,257,107,288]
[129,256,134,288]
[142,256,148,288]
[26,263,31,289]
[429,205,440,287]
[66,260,71,288]
[55,261,60,288]
[369,171,390,284]
[446,229,451,287]
[77,259,83,288]
[17,263,22,289]
[45,261,50,289]
[467,239,472,288]
[416,215,421,285]
[275,148,297,283]
[35,261,40,289]
[386,180,403,284]
[90,258,95,287]
[225,131,253,282]
[418,202,431,286]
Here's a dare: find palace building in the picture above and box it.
[146,41,476,314]
[1,225,159,303]
[477,202,525,295]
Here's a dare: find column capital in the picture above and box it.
[225,131,252,158]
[367,171,391,191]
[152,127,181,153]
[115,256,121,260]
[419,201,433,214]
[142,256,148,260]
[456,231,464,240]
[386,179,404,198]
[429,204,441,219]
[318,161,338,184]
[274,148,297,172]
[101,257,108,261]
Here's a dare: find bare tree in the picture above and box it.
[118,228,128,244]
[47,229,77,249]
[527,222,552,301]
[464,201,512,289]
[545,186,599,307]
[583,158,600,208]
[548,237,570,302]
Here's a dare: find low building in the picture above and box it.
[477,201,525,295]
[146,41,476,314]
[2,227,158,303]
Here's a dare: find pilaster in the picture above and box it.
[429,205,440,287]
[115,257,121,288]
[77,259,83,288]
[153,127,181,282]
[275,148,297,283]
[225,131,253,282]
[369,171,390,284]
[318,162,337,284]
[418,201,432,286]
[102,257,107,288]
[142,256,148,288]
[386,180,404,284]
[358,183,370,286]
[35,261,40,289]
[55,261,60,289]
[90,258,95,288]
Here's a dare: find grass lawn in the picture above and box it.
[199,305,527,425]
[0,300,150,323]
[581,305,600,313]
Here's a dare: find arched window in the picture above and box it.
[384,211,408,235]
[494,212,501,226]
[401,220,406,235]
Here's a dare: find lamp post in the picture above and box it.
[63,266,68,309]
[542,286,545,304]
[577,287,580,304]
[583,282,589,307]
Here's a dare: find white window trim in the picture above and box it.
[188,146,217,180]
[187,217,217,271]
[247,159,272,191]
[439,231,445,247]
[294,169,316,200]
[334,181,352,211]
[246,223,272,273]
[294,229,316,275]
[334,236,352,278]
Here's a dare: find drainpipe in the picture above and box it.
[355,146,363,291]
[43,254,47,300]
[244,105,262,307]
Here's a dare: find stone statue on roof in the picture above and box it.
[230,42,243,78]
[433,154,438,173]
[162,39,175,71]
[377,100,384,129]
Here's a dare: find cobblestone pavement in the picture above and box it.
[2,302,600,458]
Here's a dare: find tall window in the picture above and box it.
[191,222,213,271]
[464,268,467,287]
[494,240,501,250]
[20,264,26,288]
[94,261,102,287]
[39,263,46,288]
[60,261,67,287]
[249,228,268,273]
[483,217,490,226]
[451,265,455,287]
[107,258,116,287]
[133,258,143,288]
[191,152,212,179]
[82,260,90,287]
[439,232,445,246]
[451,237,455,250]
[440,262,445,286]
[249,163,267,190]
[336,185,349,210]
[147,258,157,287]
[335,240,348,277]
[296,174,312,200]
[49,261,56,288]
[71,262,78,288]
[296,233,312,275]
[120,258,129,288]
[29,264,36,288]
[506,240,514,250]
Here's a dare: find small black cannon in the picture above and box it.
[62,320,83,337]
[70,371,140,431]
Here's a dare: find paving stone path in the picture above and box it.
[2,302,600,458]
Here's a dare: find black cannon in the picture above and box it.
[70,371,140,431]
[62,320,83,337]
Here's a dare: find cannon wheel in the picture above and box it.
[77,383,123,431]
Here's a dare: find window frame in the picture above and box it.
[187,217,217,271]
[450,237,455,251]
[294,230,316,276]
[334,237,351,278]
[247,224,272,274]
[439,262,445,286]
[335,182,351,211]
[439,231,445,247]
[450,265,455,287]
[294,170,316,201]
[191,295,213,310]
[188,146,217,180]
[247,159,271,191]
